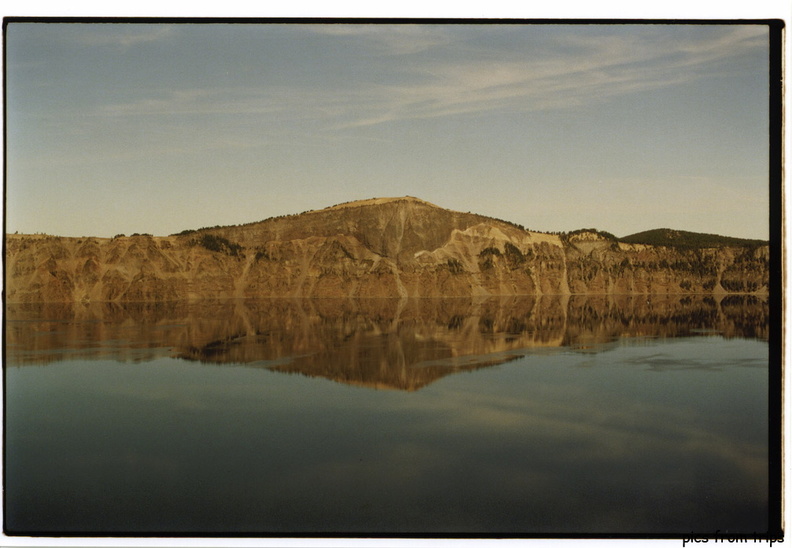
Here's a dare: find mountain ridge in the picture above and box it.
[619,228,767,248]
[5,197,770,302]
[170,197,764,247]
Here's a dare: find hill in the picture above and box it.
[5,197,770,302]
[620,228,767,248]
[178,196,533,264]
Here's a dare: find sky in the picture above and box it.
[5,21,773,239]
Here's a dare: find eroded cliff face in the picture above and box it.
[5,197,769,303]
[564,234,769,295]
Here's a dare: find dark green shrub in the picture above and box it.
[504,242,525,267]
[447,258,464,274]
[479,247,501,257]
[194,234,244,257]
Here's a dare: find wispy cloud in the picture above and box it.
[304,24,454,55]
[91,25,768,134]
[96,86,359,120]
[330,25,768,128]
[70,24,176,48]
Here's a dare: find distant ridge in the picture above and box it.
[620,228,767,248]
[174,197,763,250]
[5,196,770,302]
[172,196,530,239]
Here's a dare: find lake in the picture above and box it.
[4,295,773,536]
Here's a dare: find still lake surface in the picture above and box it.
[4,295,770,535]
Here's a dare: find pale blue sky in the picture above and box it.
[5,22,771,239]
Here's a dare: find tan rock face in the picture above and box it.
[5,197,770,303]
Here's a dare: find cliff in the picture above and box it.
[5,197,770,303]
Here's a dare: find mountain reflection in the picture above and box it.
[5,295,769,390]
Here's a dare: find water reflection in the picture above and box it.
[6,295,769,391]
[4,295,771,534]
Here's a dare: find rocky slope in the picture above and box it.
[5,196,770,303]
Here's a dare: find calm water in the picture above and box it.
[4,296,771,535]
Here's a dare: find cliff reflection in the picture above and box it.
[5,295,769,390]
